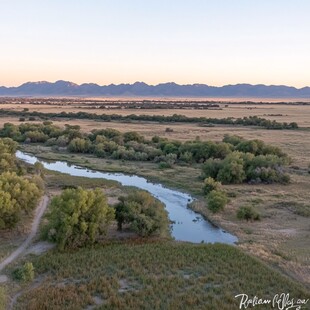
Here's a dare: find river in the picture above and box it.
[17,151,237,245]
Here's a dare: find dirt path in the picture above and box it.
[0,195,49,272]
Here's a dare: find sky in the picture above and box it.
[0,0,309,87]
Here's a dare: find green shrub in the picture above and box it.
[12,262,35,282]
[207,190,228,213]
[237,206,260,221]
[158,161,172,169]
[203,177,221,195]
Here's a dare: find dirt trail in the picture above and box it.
[0,195,49,272]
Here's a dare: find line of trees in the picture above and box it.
[42,188,170,250]
[0,122,291,185]
[0,108,299,129]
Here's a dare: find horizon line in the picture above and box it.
[1,80,309,89]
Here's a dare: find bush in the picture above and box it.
[12,262,35,282]
[158,161,172,169]
[42,187,115,250]
[207,190,228,213]
[203,177,221,195]
[237,205,260,221]
[115,190,169,237]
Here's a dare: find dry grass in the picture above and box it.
[1,102,310,126]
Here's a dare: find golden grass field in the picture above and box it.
[1,101,310,126]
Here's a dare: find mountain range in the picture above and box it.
[0,81,310,98]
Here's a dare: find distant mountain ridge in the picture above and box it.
[0,80,310,98]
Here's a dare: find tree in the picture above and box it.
[207,190,228,213]
[201,158,222,179]
[115,190,169,237]
[217,152,246,184]
[68,138,92,153]
[123,131,144,143]
[0,172,42,229]
[0,190,17,229]
[0,138,18,173]
[43,187,115,250]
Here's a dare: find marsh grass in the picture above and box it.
[14,241,309,310]
[45,170,121,190]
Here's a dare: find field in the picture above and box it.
[1,100,310,126]
[9,242,310,310]
[0,99,310,309]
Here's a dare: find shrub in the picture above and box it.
[158,162,172,169]
[207,190,228,213]
[237,205,260,221]
[12,262,35,282]
[203,177,221,195]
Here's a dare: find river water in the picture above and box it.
[17,151,237,245]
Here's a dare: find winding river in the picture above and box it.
[17,151,237,245]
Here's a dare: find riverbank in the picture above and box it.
[17,150,237,244]
[17,144,310,287]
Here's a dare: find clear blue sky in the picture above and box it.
[1,0,309,87]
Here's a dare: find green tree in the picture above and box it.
[68,138,92,153]
[115,190,169,237]
[43,187,115,250]
[0,172,42,215]
[0,172,42,228]
[0,190,17,229]
[0,138,18,173]
[217,152,246,184]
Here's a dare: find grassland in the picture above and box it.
[1,101,309,309]
[1,101,310,126]
[9,242,310,309]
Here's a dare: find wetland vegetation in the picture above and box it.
[0,102,309,309]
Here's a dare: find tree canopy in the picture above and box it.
[42,187,115,250]
[115,190,169,237]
